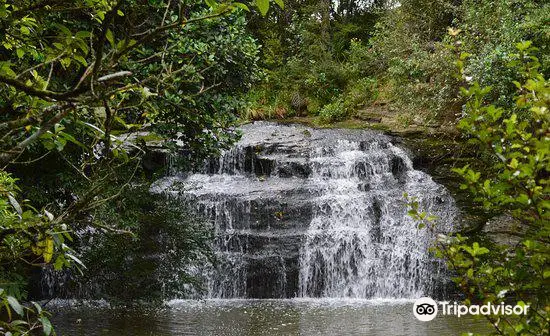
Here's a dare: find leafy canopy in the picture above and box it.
[1,0,281,334]
[409,39,549,336]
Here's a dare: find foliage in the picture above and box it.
[0,170,82,335]
[0,289,53,336]
[368,0,462,119]
[0,170,86,285]
[367,0,548,124]
[243,0,382,122]
[409,41,549,335]
[59,186,213,302]
[245,37,379,121]
[458,0,550,109]
[0,0,281,334]
[126,9,263,167]
[318,97,347,123]
[247,0,547,127]
[343,77,378,111]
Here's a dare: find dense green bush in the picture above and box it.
[318,97,347,123]
[410,41,549,336]
[72,187,213,302]
[368,0,462,119]
[458,0,550,109]
[0,0,279,333]
[368,0,548,124]
[243,1,382,122]
[245,36,380,121]
[344,77,378,111]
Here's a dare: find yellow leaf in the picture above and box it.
[43,237,54,263]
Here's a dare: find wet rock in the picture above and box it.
[153,122,458,299]
[483,214,524,246]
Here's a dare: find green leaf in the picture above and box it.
[53,256,65,270]
[274,0,284,9]
[106,29,115,48]
[7,296,23,316]
[233,2,250,11]
[7,194,22,215]
[52,42,64,50]
[74,55,88,67]
[9,319,28,327]
[516,41,532,52]
[40,316,52,336]
[76,31,91,39]
[31,301,42,314]
[256,0,269,16]
[205,0,217,8]
[54,24,72,36]
[66,253,87,269]
[59,132,88,150]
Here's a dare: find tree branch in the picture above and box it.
[0,74,85,101]
[0,117,32,133]
[9,0,62,19]
[0,103,75,167]
[91,2,123,84]
[114,9,231,61]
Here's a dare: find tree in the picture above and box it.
[0,0,281,334]
[410,40,549,335]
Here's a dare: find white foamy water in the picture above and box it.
[153,122,456,299]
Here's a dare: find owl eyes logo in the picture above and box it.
[416,303,436,315]
[413,297,438,321]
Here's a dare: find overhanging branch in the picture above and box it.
[0,103,75,167]
[114,9,231,61]
[0,74,85,101]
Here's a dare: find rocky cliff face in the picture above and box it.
[152,122,457,299]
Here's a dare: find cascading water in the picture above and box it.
[299,139,454,298]
[153,122,456,299]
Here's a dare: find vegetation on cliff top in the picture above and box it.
[409,41,548,335]
[244,0,548,130]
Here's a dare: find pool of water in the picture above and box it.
[50,299,493,336]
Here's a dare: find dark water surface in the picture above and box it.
[51,299,493,336]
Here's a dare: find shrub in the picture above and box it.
[459,0,549,109]
[318,97,348,123]
[410,41,549,336]
[369,2,462,120]
[344,77,378,111]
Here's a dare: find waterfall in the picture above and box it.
[153,122,456,299]
[299,139,454,298]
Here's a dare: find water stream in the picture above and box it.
[153,122,456,299]
[52,122,480,335]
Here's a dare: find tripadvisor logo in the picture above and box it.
[413,297,529,322]
[413,297,438,321]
